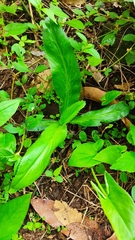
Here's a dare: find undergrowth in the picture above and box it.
[0,0,135,239]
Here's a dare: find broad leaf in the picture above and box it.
[100,90,122,106]
[0,132,16,153]
[28,0,42,9]
[93,145,127,165]
[0,3,17,14]
[68,140,104,168]
[50,3,68,19]
[59,100,85,125]
[0,194,31,240]
[10,122,67,191]
[125,51,135,65]
[4,22,35,37]
[111,151,135,172]
[26,116,56,132]
[0,98,21,126]
[66,19,85,29]
[126,124,135,145]
[71,101,129,127]
[12,61,30,72]
[91,172,135,240]
[43,18,81,113]
[123,34,135,42]
[101,33,116,46]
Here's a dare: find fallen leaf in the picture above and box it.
[31,198,62,228]
[31,49,45,56]
[62,222,88,240]
[114,82,134,91]
[107,233,118,240]
[61,0,85,5]
[36,69,52,93]
[54,200,82,225]
[62,218,101,240]
[31,198,103,240]
[113,2,122,8]
[83,86,105,102]
[89,66,104,83]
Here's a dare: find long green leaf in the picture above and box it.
[4,22,35,37]
[71,101,129,127]
[43,18,81,113]
[0,99,21,127]
[91,172,135,240]
[10,122,67,191]
[0,194,31,240]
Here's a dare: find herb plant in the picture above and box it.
[1,1,135,239]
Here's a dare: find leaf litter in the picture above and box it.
[1,1,134,240]
[31,198,105,240]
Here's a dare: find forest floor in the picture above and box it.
[1,0,135,240]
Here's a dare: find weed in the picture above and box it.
[45,165,63,183]
[0,1,135,240]
[23,213,45,232]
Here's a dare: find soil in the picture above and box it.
[1,0,135,239]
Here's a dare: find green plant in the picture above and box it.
[11,233,24,240]
[23,212,45,231]
[0,18,131,240]
[45,165,63,183]
[1,1,135,238]
[0,194,31,240]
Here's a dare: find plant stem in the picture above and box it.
[91,167,107,198]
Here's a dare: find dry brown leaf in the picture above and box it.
[31,198,62,228]
[61,218,101,240]
[114,82,134,91]
[89,66,103,83]
[54,200,82,225]
[31,198,103,240]
[61,0,85,5]
[107,233,118,240]
[62,222,89,240]
[36,69,51,93]
[31,49,45,56]
[83,86,106,102]
[113,2,122,8]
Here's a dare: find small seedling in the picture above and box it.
[45,165,63,183]
[23,213,45,232]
